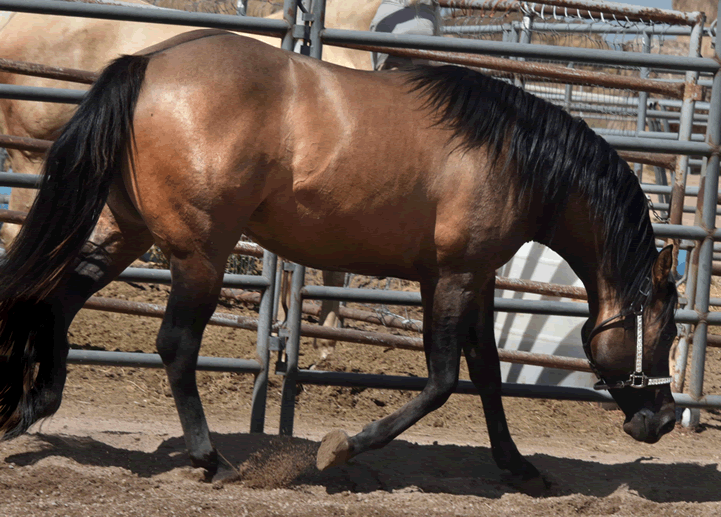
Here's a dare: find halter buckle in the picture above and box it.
[628,371,649,389]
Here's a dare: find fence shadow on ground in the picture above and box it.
[3,432,721,503]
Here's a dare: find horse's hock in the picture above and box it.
[0,0,718,452]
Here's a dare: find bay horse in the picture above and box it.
[0,31,678,484]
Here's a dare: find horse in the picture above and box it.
[0,31,678,485]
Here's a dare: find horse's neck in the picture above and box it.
[539,195,609,316]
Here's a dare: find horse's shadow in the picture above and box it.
[4,432,721,502]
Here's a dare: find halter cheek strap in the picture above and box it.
[583,306,673,391]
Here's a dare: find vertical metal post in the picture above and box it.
[687,4,721,408]
[513,15,532,89]
[249,250,278,433]
[634,31,650,182]
[563,62,574,111]
[671,18,706,396]
[282,0,298,51]
[236,0,246,16]
[668,18,704,245]
[309,0,325,60]
[433,0,442,37]
[279,263,306,436]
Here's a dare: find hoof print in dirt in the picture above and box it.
[317,430,352,471]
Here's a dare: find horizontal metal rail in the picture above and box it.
[0,135,52,154]
[117,267,269,289]
[0,0,288,35]
[82,295,592,372]
[438,0,703,26]
[68,349,262,373]
[0,57,98,84]
[294,369,721,408]
[338,44,688,99]
[0,84,85,103]
[443,22,708,36]
[320,28,719,73]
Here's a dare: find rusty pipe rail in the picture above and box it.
[339,43,689,99]
[0,58,98,84]
[437,0,703,26]
[82,295,593,372]
[0,134,52,153]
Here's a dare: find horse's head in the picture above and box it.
[583,246,678,444]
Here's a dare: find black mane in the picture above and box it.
[407,65,657,308]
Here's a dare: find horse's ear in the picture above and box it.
[652,245,674,288]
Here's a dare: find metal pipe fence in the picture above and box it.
[1,0,721,436]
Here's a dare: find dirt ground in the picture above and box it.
[3,274,721,517]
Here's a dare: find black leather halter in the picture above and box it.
[582,286,672,391]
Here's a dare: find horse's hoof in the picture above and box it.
[517,472,551,496]
[503,469,551,496]
[316,430,352,471]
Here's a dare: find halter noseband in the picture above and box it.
[582,285,673,391]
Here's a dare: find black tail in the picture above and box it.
[0,54,150,438]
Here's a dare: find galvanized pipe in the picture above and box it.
[294,370,721,408]
[668,18,705,266]
[250,251,278,433]
[281,0,297,51]
[443,22,709,37]
[279,263,305,436]
[437,0,703,26]
[320,28,719,73]
[0,0,288,35]
[687,1,721,407]
[633,32,651,181]
[335,44,687,99]
[69,349,262,374]
[83,292,594,372]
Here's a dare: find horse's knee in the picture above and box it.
[424,375,457,412]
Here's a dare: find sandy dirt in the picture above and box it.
[2,276,721,516]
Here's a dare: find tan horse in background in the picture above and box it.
[0,0,379,243]
[0,0,381,352]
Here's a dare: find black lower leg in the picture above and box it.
[156,285,220,476]
[463,288,540,480]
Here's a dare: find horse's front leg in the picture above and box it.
[463,278,544,485]
[317,273,472,469]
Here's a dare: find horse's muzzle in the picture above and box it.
[623,407,676,443]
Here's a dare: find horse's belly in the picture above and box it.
[244,198,432,279]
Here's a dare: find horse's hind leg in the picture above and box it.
[33,202,154,427]
[462,279,543,485]
[153,246,230,477]
[317,273,468,470]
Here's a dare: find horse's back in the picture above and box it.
[128,34,527,278]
